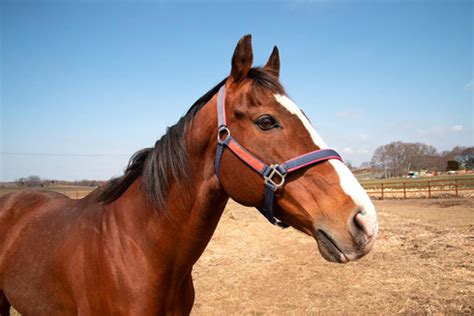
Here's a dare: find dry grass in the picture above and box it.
[191,199,473,315]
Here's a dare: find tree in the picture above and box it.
[456,147,474,169]
[370,143,473,177]
[446,160,460,171]
[16,175,42,187]
[370,141,438,178]
[345,160,355,170]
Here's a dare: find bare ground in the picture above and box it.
[191,199,473,315]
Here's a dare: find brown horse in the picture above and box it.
[0,35,378,315]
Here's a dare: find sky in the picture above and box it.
[1,0,472,181]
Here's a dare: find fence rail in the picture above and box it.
[361,178,474,199]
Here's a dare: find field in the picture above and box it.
[0,184,94,199]
[191,199,473,315]
[4,190,474,315]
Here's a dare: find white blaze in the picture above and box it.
[274,94,378,233]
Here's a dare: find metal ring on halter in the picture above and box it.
[264,164,286,191]
[217,126,231,143]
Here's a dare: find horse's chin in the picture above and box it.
[314,230,349,263]
[314,229,376,263]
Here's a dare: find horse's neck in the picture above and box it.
[163,95,229,264]
[110,95,228,269]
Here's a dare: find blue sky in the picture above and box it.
[1,0,472,181]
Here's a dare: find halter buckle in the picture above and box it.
[264,164,286,191]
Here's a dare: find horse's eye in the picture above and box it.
[256,115,279,131]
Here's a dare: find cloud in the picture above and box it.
[465,80,474,91]
[342,147,369,155]
[343,147,353,154]
[451,125,464,132]
[335,110,362,119]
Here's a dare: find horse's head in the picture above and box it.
[217,35,378,263]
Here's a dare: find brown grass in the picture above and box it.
[191,199,473,315]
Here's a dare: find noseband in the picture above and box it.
[214,86,343,228]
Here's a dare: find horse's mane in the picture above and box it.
[97,67,284,210]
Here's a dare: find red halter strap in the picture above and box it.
[215,86,343,228]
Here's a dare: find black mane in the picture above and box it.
[97,68,284,210]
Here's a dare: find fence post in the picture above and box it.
[428,181,431,198]
[455,180,459,197]
[403,182,406,199]
[381,183,384,200]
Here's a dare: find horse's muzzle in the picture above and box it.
[314,211,378,264]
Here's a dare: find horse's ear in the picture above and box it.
[264,46,280,78]
[230,34,253,83]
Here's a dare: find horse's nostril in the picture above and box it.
[353,211,374,238]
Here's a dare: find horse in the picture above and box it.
[0,35,378,315]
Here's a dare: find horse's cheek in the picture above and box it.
[218,151,264,207]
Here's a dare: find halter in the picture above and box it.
[215,86,343,228]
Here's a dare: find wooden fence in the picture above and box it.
[361,178,474,199]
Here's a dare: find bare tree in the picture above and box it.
[17,175,42,187]
[371,144,391,178]
[371,141,438,178]
[345,160,355,171]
